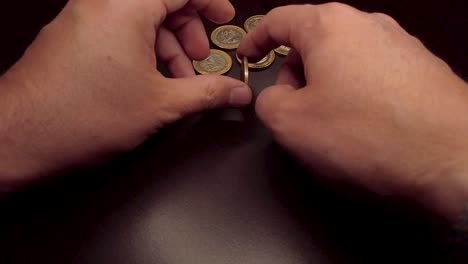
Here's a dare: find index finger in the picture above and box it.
[237,5,320,61]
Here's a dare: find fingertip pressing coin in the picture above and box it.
[244,15,291,56]
[193,49,232,75]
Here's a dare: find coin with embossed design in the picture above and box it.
[244,15,264,32]
[193,49,232,75]
[275,45,291,56]
[211,25,246,50]
[236,51,275,69]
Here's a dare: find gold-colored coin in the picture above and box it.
[211,25,246,50]
[274,45,291,56]
[193,49,232,75]
[241,57,249,85]
[236,51,276,69]
[244,15,264,32]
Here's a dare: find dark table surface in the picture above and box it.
[0,0,467,263]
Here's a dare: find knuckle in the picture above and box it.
[268,6,285,17]
[313,2,358,34]
[372,12,401,27]
[435,57,454,72]
[321,2,354,16]
[409,35,425,47]
[269,4,319,30]
[373,12,396,22]
[285,5,324,47]
[268,4,308,17]
[267,5,294,25]
[296,5,320,30]
[200,78,220,109]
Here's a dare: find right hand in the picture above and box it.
[238,3,468,221]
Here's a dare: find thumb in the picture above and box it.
[256,84,297,131]
[165,75,252,115]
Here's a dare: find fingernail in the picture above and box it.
[229,85,252,107]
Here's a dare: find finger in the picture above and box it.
[165,9,210,60]
[163,75,252,115]
[255,84,297,132]
[184,0,235,24]
[158,0,235,25]
[238,5,319,62]
[371,12,401,28]
[371,13,405,33]
[156,26,196,78]
[276,49,305,88]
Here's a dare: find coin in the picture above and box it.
[193,49,232,75]
[211,25,246,50]
[274,45,291,56]
[236,51,276,69]
[244,15,264,32]
[241,56,249,85]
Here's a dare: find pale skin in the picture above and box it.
[1,1,467,224]
[0,0,253,185]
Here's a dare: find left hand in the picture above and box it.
[0,0,252,185]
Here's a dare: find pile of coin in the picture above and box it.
[193,15,291,83]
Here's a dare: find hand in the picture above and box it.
[238,3,468,221]
[0,0,252,186]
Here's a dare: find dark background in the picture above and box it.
[0,0,467,263]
